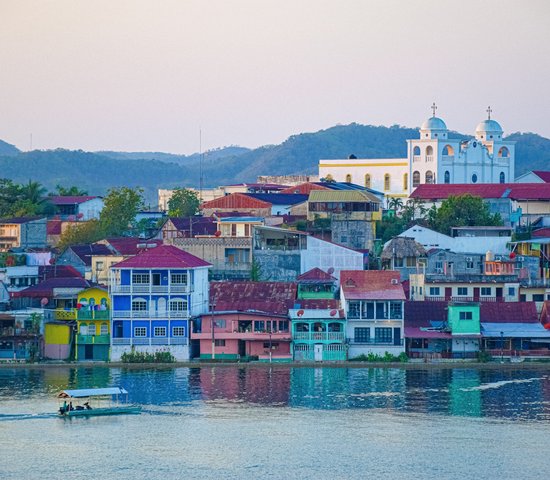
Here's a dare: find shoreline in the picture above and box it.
[1,360,550,370]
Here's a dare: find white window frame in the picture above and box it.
[170,273,188,285]
[87,324,96,336]
[154,326,167,337]
[134,327,147,337]
[169,298,188,311]
[132,273,150,284]
[172,326,185,337]
[132,298,147,311]
[100,323,109,335]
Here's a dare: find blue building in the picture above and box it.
[109,245,210,361]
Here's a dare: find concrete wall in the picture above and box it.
[110,344,189,361]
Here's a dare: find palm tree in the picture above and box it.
[20,180,47,205]
[387,197,404,214]
[54,185,89,196]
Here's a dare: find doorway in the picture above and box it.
[314,344,323,362]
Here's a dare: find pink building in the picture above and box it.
[192,281,297,361]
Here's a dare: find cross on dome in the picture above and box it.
[431,102,437,117]
[486,106,492,120]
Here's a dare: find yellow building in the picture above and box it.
[75,287,110,361]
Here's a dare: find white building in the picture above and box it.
[318,106,515,198]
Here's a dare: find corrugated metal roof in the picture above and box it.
[59,387,128,398]
[308,189,381,203]
[201,193,271,209]
[246,193,308,205]
[340,270,405,300]
[412,183,550,201]
[481,322,550,338]
[112,245,211,269]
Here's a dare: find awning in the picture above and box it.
[58,387,128,398]
[481,322,550,338]
[405,327,451,339]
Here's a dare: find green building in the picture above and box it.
[447,302,481,359]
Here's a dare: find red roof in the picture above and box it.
[47,220,62,235]
[201,193,271,210]
[210,281,297,315]
[104,237,163,256]
[279,183,330,195]
[411,183,550,201]
[48,196,99,205]
[39,265,83,279]
[112,245,210,269]
[340,270,405,300]
[297,268,336,283]
[532,228,550,238]
[533,171,550,182]
[295,299,341,310]
[480,302,538,323]
[12,277,91,298]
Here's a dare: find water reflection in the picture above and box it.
[1,366,549,421]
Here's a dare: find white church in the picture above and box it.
[318,105,515,198]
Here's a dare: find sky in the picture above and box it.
[1,0,549,154]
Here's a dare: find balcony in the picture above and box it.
[192,331,291,341]
[112,337,188,346]
[426,155,434,162]
[412,155,421,163]
[292,332,345,342]
[110,284,192,294]
[111,310,190,319]
[76,310,110,320]
[351,338,404,346]
[77,334,110,345]
[50,309,77,321]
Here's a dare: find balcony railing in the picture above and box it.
[351,338,404,346]
[77,334,110,345]
[111,310,189,319]
[112,337,188,346]
[76,310,110,320]
[293,332,345,342]
[110,284,192,294]
[412,155,421,163]
[426,155,434,162]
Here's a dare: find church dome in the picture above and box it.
[475,119,503,135]
[421,116,447,131]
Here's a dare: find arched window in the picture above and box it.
[500,172,505,183]
[384,174,391,191]
[87,323,96,336]
[413,146,421,156]
[472,173,478,184]
[100,323,109,335]
[413,171,420,188]
[132,298,147,312]
[403,173,408,191]
[425,171,433,184]
[442,145,454,156]
[79,323,88,335]
[169,297,188,312]
[444,171,450,184]
[345,174,352,183]
[365,174,371,189]
[498,147,509,158]
[426,145,434,156]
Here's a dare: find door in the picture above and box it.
[157,297,167,316]
[152,273,161,286]
[445,287,452,301]
[473,287,480,301]
[84,344,94,360]
[238,340,246,358]
[314,344,323,362]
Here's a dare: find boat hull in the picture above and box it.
[59,406,142,417]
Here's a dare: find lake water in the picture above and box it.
[1,365,550,479]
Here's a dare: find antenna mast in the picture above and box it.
[199,128,203,202]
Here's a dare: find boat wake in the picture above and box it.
[460,377,541,392]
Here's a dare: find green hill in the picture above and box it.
[0,125,547,203]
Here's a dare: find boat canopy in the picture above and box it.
[58,387,129,398]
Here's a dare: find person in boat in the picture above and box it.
[84,402,92,410]
[59,400,68,414]
[69,402,74,411]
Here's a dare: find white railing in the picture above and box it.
[413,155,421,163]
[293,332,345,341]
[112,337,188,346]
[111,310,190,319]
[110,284,191,294]
[426,155,434,162]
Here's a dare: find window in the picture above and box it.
[403,173,408,191]
[173,327,185,337]
[214,319,226,328]
[365,174,371,189]
[362,302,374,319]
[375,327,392,343]
[413,146,421,156]
[390,302,402,319]
[429,287,440,296]
[457,287,468,296]
[444,171,450,184]
[154,326,167,337]
[459,311,473,320]
[354,327,370,343]
[508,287,515,296]
[384,174,391,191]
[466,260,475,269]
[170,299,188,311]
[171,273,187,285]
[132,299,147,311]
[278,320,289,332]
[435,261,443,270]
[263,342,279,349]
[425,170,433,184]
[345,174,352,183]
[134,327,146,337]
[348,301,361,319]
[532,294,544,302]
[254,320,265,332]
[471,173,478,183]
[480,287,491,296]
[87,324,96,336]
[500,172,505,183]
[132,273,149,284]
[413,171,420,187]
[100,323,109,335]
[498,147,509,158]
[442,145,454,156]
[95,261,104,272]
[214,339,226,347]
[426,145,433,156]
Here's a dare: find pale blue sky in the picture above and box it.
[1,0,549,153]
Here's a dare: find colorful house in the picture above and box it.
[340,270,406,358]
[192,281,297,361]
[290,308,346,361]
[296,268,337,299]
[75,287,110,361]
[44,321,73,360]
[447,302,481,358]
[109,245,211,361]
[0,312,42,361]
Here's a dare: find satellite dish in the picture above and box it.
[40,297,49,307]
[330,309,337,317]
[327,267,334,275]
[297,309,304,317]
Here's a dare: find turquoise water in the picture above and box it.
[1,366,550,479]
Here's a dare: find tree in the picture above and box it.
[99,187,144,236]
[428,194,503,235]
[57,219,105,251]
[168,188,200,217]
[54,185,89,196]
[387,197,404,213]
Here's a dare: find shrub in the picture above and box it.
[349,351,407,363]
[120,347,176,363]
